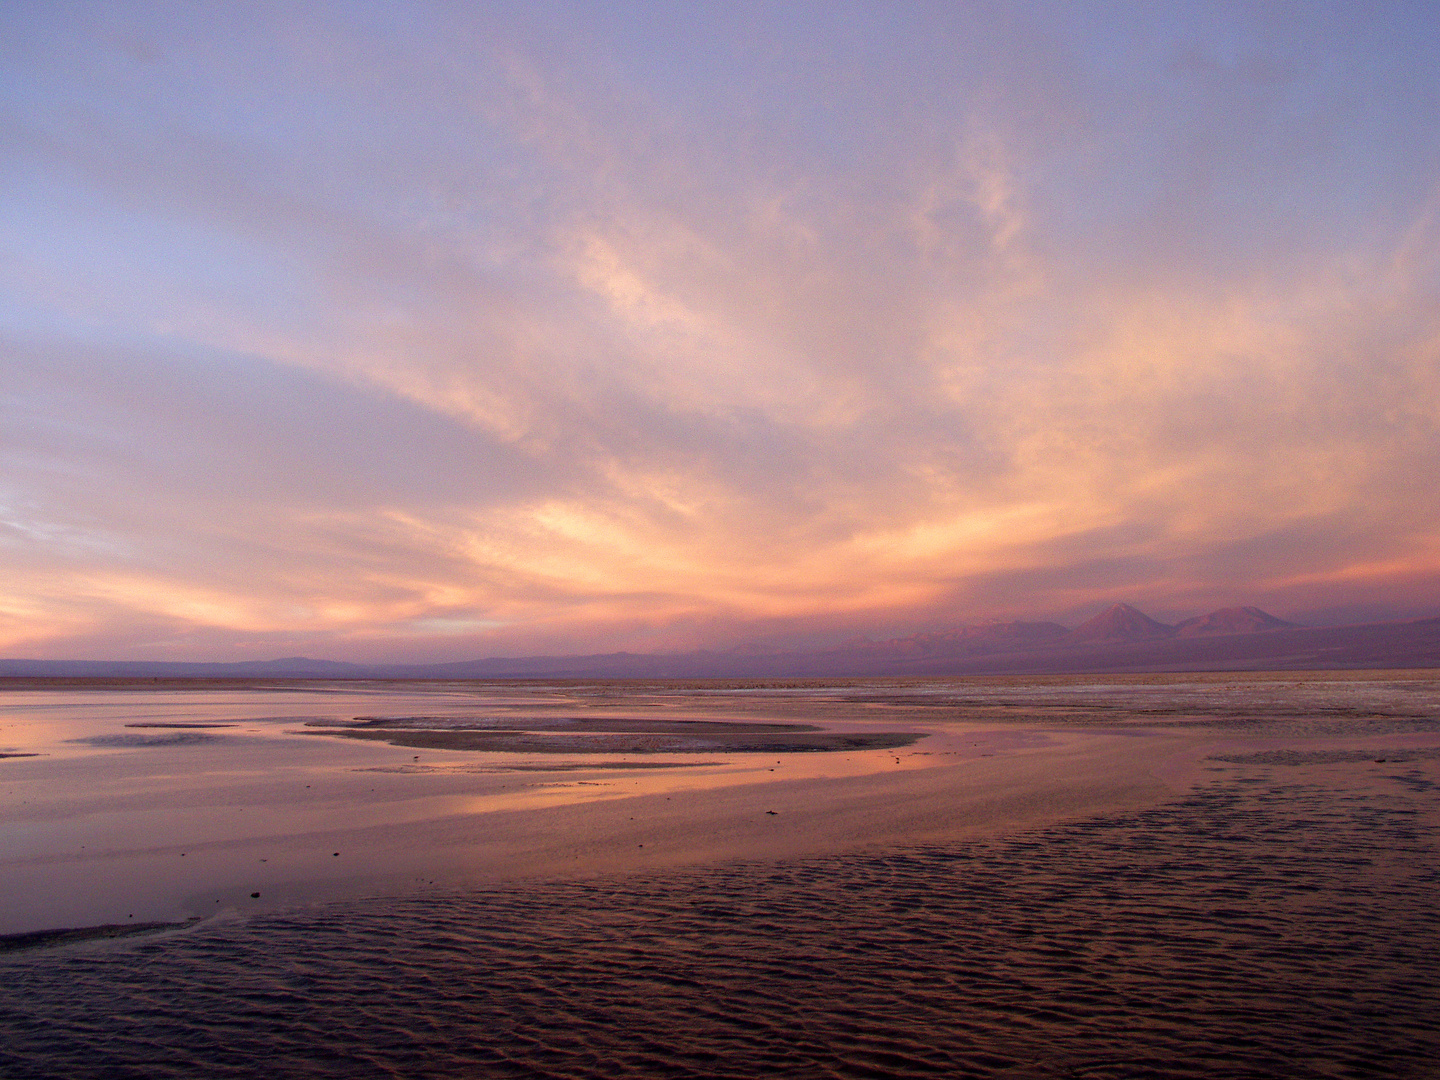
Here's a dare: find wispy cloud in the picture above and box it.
[2,2,1438,659]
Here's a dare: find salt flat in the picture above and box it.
[0,674,1436,937]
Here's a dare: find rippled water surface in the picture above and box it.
[3,757,1437,1079]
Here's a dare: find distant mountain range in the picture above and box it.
[2,603,1437,679]
[821,603,1299,657]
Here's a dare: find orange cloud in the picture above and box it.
[3,4,1439,659]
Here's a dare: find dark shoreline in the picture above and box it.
[0,918,201,954]
[317,727,924,754]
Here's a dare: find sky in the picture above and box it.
[3,1,1440,662]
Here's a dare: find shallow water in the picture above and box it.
[2,674,1438,1077]
[1,760,1437,1079]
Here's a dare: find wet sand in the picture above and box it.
[3,725,1438,1077]
[0,673,1436,939]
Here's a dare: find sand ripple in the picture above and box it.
[2,766,1436,1078]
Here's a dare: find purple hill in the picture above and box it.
[1175,606,1298,637]
[1069,603,1175,642]
[838,621,1070,658]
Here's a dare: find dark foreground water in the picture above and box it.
[2,762,1437,1080]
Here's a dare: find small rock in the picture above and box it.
[250,892,260,898]
[765,810,778,815]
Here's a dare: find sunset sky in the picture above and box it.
[4,2,1440,662]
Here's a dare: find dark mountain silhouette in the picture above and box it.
[1069,603,1175,641]
[835,621,1070,659]
[3,607,1437,679]
[1175,606,1297,637]
[0,656,368,678]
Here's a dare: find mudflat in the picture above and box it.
[0,673,1436,939]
